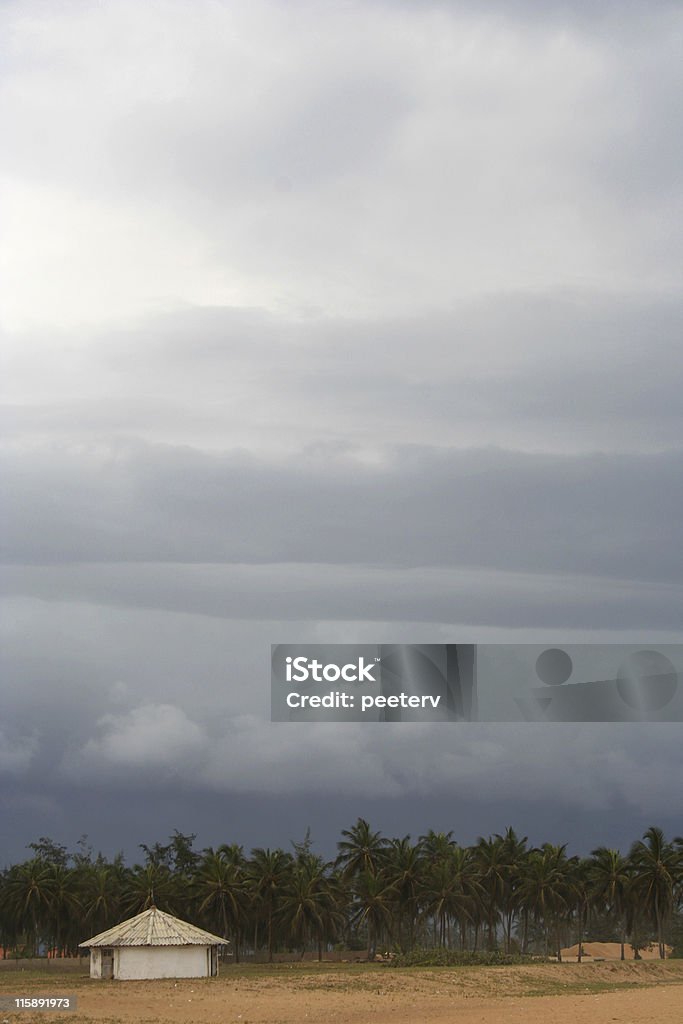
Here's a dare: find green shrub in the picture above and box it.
[387,949,539,967]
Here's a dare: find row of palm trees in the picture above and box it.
[1,824,681,962]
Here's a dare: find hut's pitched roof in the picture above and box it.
[79,907,227,948]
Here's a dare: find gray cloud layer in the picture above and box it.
[1,0,682,861]
[2,1,681,329]
[3,293,682,453]
[3,440,683,587]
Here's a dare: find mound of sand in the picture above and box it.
[560,940,671,960]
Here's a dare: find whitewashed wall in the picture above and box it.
[89,949,102,978]
[114,945,210,979]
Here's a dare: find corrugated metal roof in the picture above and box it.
[79,907,227,948]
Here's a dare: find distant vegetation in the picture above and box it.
[1,823,681,963]
[388,949,537,967]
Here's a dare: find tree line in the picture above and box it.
[1,823,682,963]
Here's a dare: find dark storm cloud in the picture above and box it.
[2,590,682,824]
[2,442,682,586]
[2,776,679,869]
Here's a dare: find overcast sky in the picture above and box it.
[1,0,682,866]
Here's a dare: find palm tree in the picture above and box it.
[418,830,457,865]
[3,860,57,955]
[194,849,248,961]
[278,855,345,960]
[350,869,397,960]
[45,865,81,956]
[473,835,509,950]
[420,845,480,950]
[217,843,247,867]
[629,826,679,959]
[336,819,389,880]
[589,847,631,959]
[121,863,176,916]
[417,831,459,948]
[517,844,571,959]
[675,836,683,911]
[499,827,529,953]
[570,857,592,962]
[248,848,293,962]
[82,864,121,937]
[385,837,422,951]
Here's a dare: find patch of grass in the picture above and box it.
[0,971,91,990]
[218,960,386,980]
[388,949,539,967]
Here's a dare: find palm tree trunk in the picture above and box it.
[367,919,375,961]
[655,901,664,959]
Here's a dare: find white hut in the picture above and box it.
[79,907,227,980]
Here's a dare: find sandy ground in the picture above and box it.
[560,940,672,960]
[2,960,682,1024]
